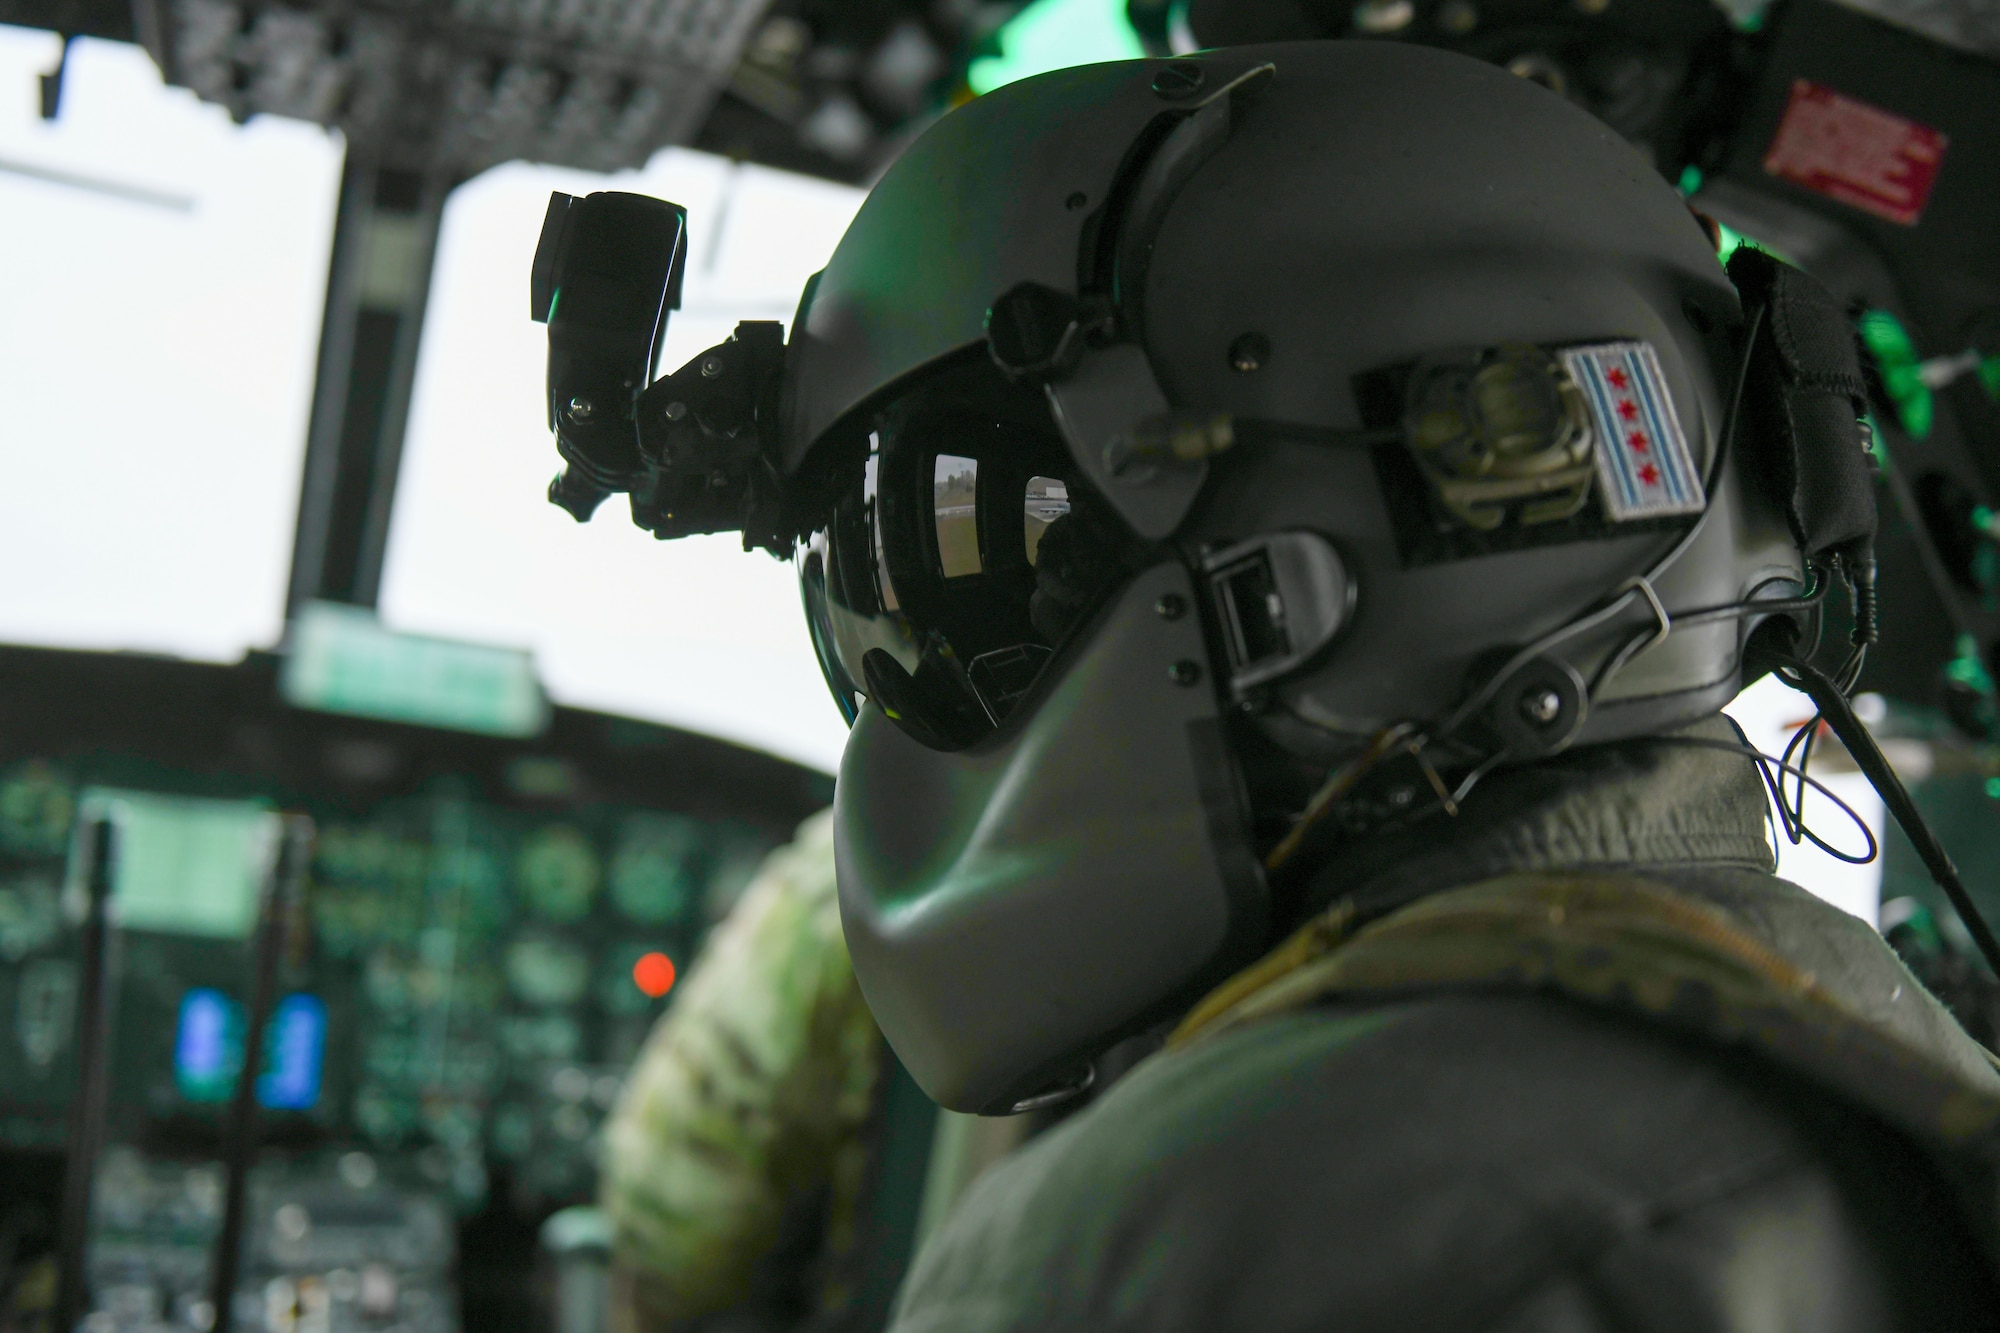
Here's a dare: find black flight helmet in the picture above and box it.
[538,42,1829,1114]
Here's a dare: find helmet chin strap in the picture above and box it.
[1262,723,1424,874]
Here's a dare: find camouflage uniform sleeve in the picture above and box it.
[601,809,883,1328]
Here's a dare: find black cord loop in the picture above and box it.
[1772,654,2000,980]
[1651,734,1880,866]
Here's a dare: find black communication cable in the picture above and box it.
[1775,654,2000,981]
[1588,573,1835,700]
[1670,571,1832,630]
[1650,734,1880,864]
[1769,640,1864,858]
[1777,711,1825,849]
[1767,546,1874,862]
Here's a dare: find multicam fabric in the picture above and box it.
[887,732,2000,1332]
[1172,871,2000,1156]
[601,810,882,1329]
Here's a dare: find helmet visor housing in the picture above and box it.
[797,355,1140,750]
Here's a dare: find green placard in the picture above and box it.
[84,790,276,938]
[281,601,550,738]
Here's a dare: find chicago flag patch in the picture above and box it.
[1560,341,1706,522]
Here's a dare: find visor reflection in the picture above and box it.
[1024,475,1069,565]
[800,417,1113,748]
[933,455,982,578]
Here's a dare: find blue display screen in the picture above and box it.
[173,989,325,1110]
[259,994,326,1110]
[174,988,236,1102]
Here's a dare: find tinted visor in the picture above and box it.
[797,387,1132,750]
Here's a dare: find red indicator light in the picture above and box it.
[633,952,676,999]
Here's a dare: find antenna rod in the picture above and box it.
[55,816,118,1333]
[209,816,311,1333]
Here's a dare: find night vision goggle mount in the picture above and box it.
[531,190,794,555]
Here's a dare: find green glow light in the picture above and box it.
[1706,223,1788,270]
[1987,776,2000,801]
[1857,309,1934,440]
[1947,633,1996,692]
[1975,505,1999,538]
[91,790,275,938]
[1715,0,1774,30]
[1713,220,1752,267]
[968,0,1147,95]
[1862,413,1887,469]
[1677,164,1704,197]
[281,601,550,737]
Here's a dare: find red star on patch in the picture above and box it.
[1627,431,1650,452]
[1616,399,1639,421]
[1606,367,1630,389]
[1638,462,1661,486]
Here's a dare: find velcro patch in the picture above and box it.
[1561,342,1706,522]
